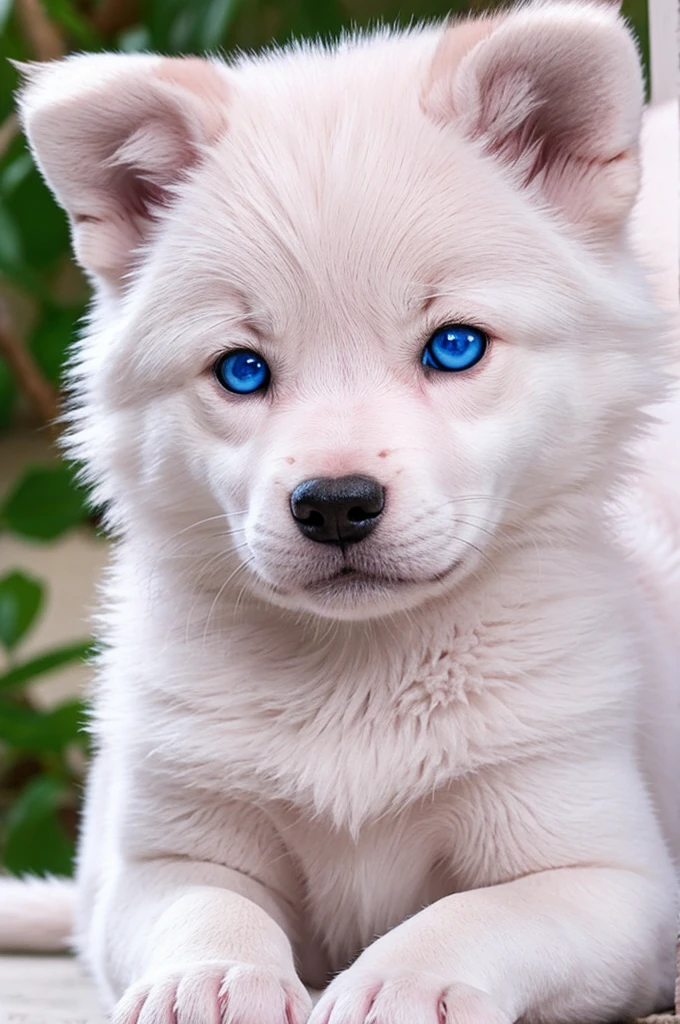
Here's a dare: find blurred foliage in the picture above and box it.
[2,463,90,539]
[0,567,91,876]
[0,0,651,875]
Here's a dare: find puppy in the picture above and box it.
[2,4,679,1023]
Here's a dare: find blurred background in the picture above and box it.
[0,0,653,877]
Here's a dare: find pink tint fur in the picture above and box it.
[2,3,679,1023]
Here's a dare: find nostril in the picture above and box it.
[299,509,325,527]
[347,504,379,523]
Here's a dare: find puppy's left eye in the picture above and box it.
[422,325,487,373]
[214,349,270,395]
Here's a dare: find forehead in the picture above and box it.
[141,32,591,367]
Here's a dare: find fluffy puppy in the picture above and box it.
[2,4,679,1023]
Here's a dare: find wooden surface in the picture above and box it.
[0,955,677,1024]
[0,957,322,1023]
[0,955,106,1024]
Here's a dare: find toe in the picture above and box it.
[136,981,177,1024]
[174,968,222,1024]
[367,974,443,1024]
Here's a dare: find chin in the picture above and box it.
[250,565,465,622]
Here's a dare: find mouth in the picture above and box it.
[257,557,467,620]
[304,562,461,592]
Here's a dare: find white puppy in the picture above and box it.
[1,4,679,1023]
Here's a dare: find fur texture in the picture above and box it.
[0,877,75,951]
[2,4,679,1024]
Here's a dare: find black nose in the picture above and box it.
[290,475,385,545]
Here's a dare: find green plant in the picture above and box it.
[0,566,93,875]
[0,0,651,876]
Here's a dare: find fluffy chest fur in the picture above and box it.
[281,800,458,975]
[100,536,641,840]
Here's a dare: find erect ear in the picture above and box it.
[16,54,229,286]
[423,2,644,240]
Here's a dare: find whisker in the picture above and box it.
[148,533,248,615]
[202,557,255,647]
[432,494,530,512]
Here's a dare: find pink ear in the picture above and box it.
[423,2,644,238]
[17,54,229,285]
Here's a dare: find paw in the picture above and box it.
[309,970,510,1024]
[111,961,312,1024]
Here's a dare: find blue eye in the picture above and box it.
[214,349,270,395]
[422,324,488,373]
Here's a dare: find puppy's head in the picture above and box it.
[18,3,666,621]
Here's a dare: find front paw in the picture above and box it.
[309,970,510,1024]
[112,961,312,1024]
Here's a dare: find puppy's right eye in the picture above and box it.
[214,349,270,395]
[422,325,488,373]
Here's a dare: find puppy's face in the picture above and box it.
[120,129,587,620]
[19,8,660,620]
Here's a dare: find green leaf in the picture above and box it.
[298,0,345,36]
[41,0,103,48]
[0,640,95,692]
[6,162,70,271]
[198,0,245,49]
[0,150,34,196]
[0,198,25,277]
[148,0,245,52]
[0,8,33,124]
[0,701,41,747]
[0,697,87,753]
[41,698,88,749]
[0,0,13,35]
[29,305,82,386]
[3,775,75,877]
[0,571,44,653]
[117,24,152,52]
[0,355,17,432]
[1,464,90,541]
[0,147,33,198]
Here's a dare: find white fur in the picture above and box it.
[0,877,75,951]
[2,5,679,1024]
